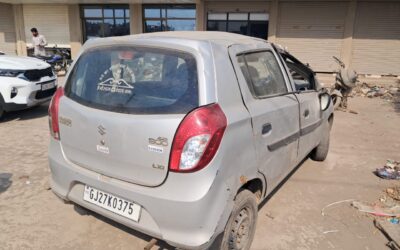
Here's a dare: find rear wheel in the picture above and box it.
[310,121,330,161]
[219,190,258,250]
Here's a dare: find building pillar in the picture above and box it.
[68,4,82,59]
[341,0,357,67]
[130,4,143,34]
[196,0,205,31]
[13,4,27,56]
[268,0,279,42]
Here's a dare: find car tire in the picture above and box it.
[310,121,330,161]
[0,94,5,120]
[218,189,258,250]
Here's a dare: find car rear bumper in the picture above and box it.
[48,139,233,249]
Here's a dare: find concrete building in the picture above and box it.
[0,0,399,75]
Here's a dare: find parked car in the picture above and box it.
[0,54,57,119]
[48,32,333,250]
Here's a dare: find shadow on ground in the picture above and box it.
[1,103,49,123]
[73,204,175,249]
[0,173,12,193]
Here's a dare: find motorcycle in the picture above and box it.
[330,56,358,109]
[35,46,72,74]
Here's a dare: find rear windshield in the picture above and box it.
[65,46,198,114]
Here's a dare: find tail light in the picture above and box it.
[48,87,64,140]
[169,103,227,173]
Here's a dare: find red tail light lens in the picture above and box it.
[169,103,227,173]
[48,87,64,140]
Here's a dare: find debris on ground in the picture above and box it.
[18,175,31,185]
[321,199,355,216]
[390,218,399,224]
[335,107,359,114]
[351,201,400,217]
[374,219,400,250]
[265,212,275,219]
[351,184,400,218]
[354,185,400,248]
[352,82,399,102]
[386,186,400,201]
[0,173,12,193]
[374,159,400,180]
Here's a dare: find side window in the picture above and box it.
[238,51,288,98]
[281,54,315,91]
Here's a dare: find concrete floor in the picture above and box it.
[0,96,399,250]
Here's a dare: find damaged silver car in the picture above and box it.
[48,32,333,250]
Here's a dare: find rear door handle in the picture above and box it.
[262,123,272,135]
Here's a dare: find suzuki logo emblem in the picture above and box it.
[98,125,106,136]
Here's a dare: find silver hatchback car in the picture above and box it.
[48,32,333,250]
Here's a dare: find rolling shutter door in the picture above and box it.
[352,2,400,75]
[276,2,347,72]
[0,3,17,55]
[23,4,70,47]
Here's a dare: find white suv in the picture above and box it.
[0,54,57,119]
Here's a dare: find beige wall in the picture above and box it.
[68,4,82,59]
[130,4,143,34]
[3,0,400,75]
[0,3,17,55]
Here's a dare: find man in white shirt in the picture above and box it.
[31,28,47,57]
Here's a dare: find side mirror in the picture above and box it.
[319,92,331,111]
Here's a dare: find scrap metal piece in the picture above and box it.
[144,238,158,250]
[374,220,400,250]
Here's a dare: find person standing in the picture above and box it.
[31,28,47,57]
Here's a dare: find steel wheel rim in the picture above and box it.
[230,206,253,249]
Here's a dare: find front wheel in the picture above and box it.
[219,190,258,250]
[310,121,330,161]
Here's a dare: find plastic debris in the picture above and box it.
[351,201,400,217]
[352,82,399,102]
[389,218,399,225]
[375,160,400,180]
[321,199,355,216]
[323,230,339,234]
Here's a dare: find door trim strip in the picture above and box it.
[267,131,300,152]
[300,119,322,136]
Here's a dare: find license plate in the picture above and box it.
[83,185,141,222]
[41,81,55,90]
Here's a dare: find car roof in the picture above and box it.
[83,31,269,50]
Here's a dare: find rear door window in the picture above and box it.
[238,51,287,98]
[65,46,198,114]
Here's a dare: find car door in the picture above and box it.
[229,44,300,189]
[276,49,323,161]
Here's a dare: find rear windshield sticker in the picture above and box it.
[97,64,135,95]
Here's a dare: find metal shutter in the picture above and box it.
[0,3,17,55]
[352,2,400,75]
[276,2,347,72]
[23,4,70,47]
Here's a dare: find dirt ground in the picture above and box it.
[0,95,399,250]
